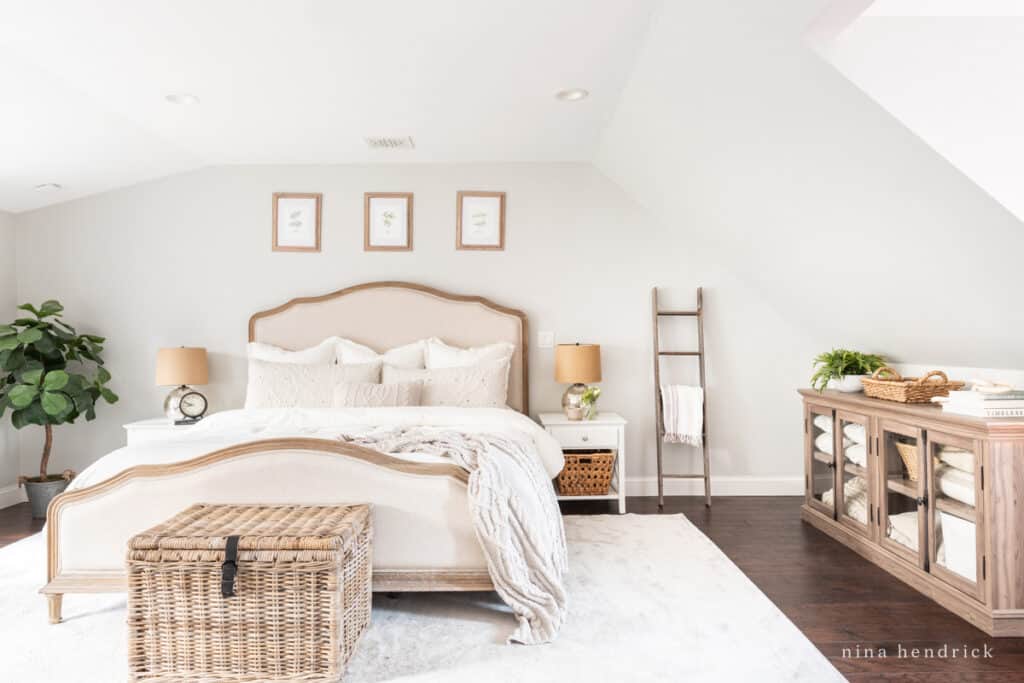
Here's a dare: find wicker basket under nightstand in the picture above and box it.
[126,503,372,683]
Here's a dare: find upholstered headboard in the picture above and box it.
[248,281,529,413]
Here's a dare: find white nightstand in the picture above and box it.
[123,418,200,447]
[538,412,627,514]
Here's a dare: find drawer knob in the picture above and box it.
[581,435,589,442]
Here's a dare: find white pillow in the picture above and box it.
[424,338,515,369]
[245,359,381,409]
[383,359,509,408]
[333,382,422,408]
[335,338,426,369]
[247,337,340,365]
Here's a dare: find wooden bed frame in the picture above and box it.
[41,281,530,623]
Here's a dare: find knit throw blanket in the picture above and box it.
[339,427,568,645]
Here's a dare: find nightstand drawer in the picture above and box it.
[547,425,619,448]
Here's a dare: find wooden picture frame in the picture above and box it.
[456,191,505,251]
[364,192,413,251]
[272,192,322,252]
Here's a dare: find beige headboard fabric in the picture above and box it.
[248,281,529,414]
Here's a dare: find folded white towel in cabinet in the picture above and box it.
[814,431,851,456]
[842,423,867,445]
[813,414,833,434]
[887,511,919,552]
[938,447,975,474]
[844,443,867,467]
[935,464,976,507]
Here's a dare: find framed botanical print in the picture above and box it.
[364,192,413,251]
[456,191,505,250]
[272,192,322,252]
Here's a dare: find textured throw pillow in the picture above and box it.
[335,338,426,369]
[383,359,509,408]
[245,359,381,409]
[424,338,515,369]
[247,337,341,365]
[333,381,422,408]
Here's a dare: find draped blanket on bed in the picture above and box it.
[340,427,568,645]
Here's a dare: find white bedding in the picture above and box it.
[72,407,565,491]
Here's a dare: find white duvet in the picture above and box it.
[72,407,565,490]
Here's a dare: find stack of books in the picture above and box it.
[939,390,1024,418]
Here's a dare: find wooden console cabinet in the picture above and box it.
[800,388,1024,636]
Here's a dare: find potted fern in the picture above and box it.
[811,348,885,393]
[0,300,118,518]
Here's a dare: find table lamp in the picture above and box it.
[156,347,209,423]
[555,343,601,420]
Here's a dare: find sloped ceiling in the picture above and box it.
[0,0,654,212]
[596,0,1024,369]
[812,1,1024,222]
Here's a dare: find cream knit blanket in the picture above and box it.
[339,427,568,645]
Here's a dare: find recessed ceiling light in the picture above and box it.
[34,183,62,192]
[555,88,589,102]
[165,93,200,105]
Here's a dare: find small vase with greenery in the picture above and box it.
[811,348,885,393]
[581,386,602,420]
[0,300,118,518]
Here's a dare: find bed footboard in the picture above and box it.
[42,438,492,623]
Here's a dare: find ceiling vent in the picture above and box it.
[364,136,416,150]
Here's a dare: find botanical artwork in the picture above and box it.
[365,193,412,251]
[457,191,505,250]
[273,193,321,251]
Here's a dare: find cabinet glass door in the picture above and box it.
[878,420,926,568]
[835,410,873,539]
[805,404,835,517]
[927,431,984,601]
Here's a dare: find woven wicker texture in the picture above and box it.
[895,441,921,482]
[861,367,965,404]
[557,450,615,496]
[127,504,372,683]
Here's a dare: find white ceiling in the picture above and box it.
[0,1,654,212]
[812,0,1024,221]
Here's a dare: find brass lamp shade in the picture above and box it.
[555,344,601,384]
[155,347,209,386]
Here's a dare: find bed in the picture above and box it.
[41,281,560,630]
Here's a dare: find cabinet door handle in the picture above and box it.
[581,435,589,442]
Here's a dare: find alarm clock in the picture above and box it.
[175,390,208,425]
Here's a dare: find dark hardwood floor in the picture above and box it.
[3,496,1022,681]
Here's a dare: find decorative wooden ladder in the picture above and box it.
[652,286,710,508]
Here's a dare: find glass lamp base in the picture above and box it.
[562,383,587,420]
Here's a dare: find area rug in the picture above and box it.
[0,514,842,682]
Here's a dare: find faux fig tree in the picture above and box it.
[0,300,117,500]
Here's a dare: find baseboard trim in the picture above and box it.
[625,475,803,497]
[0,483,27,509]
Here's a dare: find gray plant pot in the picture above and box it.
[24,478,71,519]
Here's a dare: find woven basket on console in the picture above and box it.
[127,503,372,683]
[557,449,616,496]
[861,367,965,404]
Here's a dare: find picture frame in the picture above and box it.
[272,192,322,252]
[364,192,413,251]
[456,191,505,250]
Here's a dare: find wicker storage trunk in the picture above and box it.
[127,503,372,683]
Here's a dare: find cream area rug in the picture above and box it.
[0,514,842,682]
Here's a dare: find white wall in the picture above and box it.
[596,0,1024,371]
[14,163,816,495]
[0,209,23,505]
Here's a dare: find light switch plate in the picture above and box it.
[538,331,554,349]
